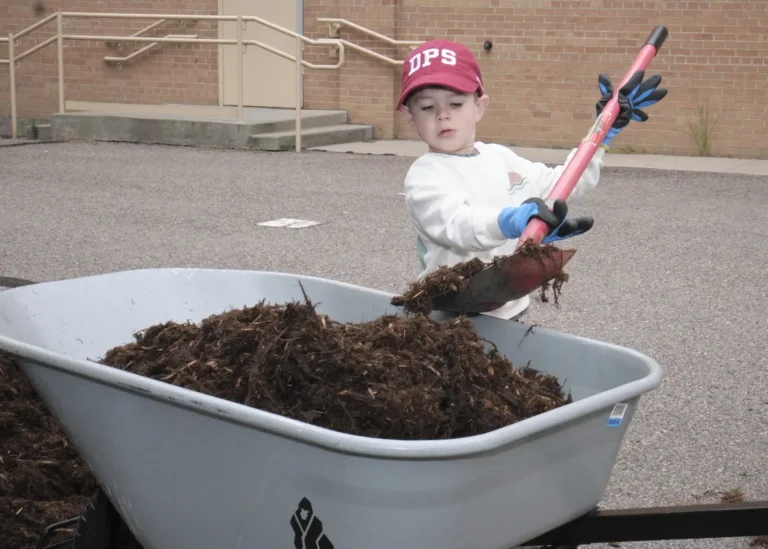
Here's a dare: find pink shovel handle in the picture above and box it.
[517,25,668,247]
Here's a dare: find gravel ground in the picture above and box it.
[1,141,767,549]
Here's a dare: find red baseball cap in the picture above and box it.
[395,39,484,110]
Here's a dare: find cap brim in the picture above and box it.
[395,72,482,111]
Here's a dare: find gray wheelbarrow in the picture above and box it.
[0,268,662,549]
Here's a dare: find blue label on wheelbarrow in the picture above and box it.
[606,403,628,427]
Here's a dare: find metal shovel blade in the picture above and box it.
[431,248,576,314]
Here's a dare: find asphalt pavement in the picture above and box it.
[1,141,766,549]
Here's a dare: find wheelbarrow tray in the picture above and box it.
[0,268,662,549]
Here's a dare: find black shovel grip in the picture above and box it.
[644,25,668,52]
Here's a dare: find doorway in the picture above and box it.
[219,0,302,108]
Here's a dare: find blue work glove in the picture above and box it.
[498,198,594,244]
[595,70,668,148]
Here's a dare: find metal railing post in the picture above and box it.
[9,32,17,138]
[236,16,243,122]
[295,35,301,152]
[57,12,64,113]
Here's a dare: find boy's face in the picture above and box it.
[403,87,489,155]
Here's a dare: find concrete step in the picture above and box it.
[0,117,52,140]
[249,124,373,151]
[61,101,349,134]
[50,110,366,150]
[248,111,348,134]
[33,123,52,140]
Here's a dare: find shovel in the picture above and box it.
[431,25,668,314]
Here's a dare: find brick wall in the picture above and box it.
[0,0,219,122]
[2,1,766,158]
[303,0,768,158]
[303,0,401,139]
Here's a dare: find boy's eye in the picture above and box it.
[419,102,463,111]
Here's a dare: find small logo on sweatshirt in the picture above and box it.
[508,172,530,194]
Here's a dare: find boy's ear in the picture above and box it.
[475,94,490,121]
[401,105,415,125]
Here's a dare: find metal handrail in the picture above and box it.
[104,20,203,65]
[105,18,168,54]
[129,19,167,41]
[15,35,57,62]
[317,17,423,47]
[105,34,199,64]
[0,12,58,61]
[10,12,59,40]
[65,32,346,69]
[335,39,403,65]
[2,11,414,150]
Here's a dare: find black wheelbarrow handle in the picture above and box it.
[520,499,768,546]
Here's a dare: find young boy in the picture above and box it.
[398,39,666,319]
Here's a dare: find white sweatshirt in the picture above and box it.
[403,141,605,319]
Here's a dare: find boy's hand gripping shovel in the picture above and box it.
[431,25,668,314]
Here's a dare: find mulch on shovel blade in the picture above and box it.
[100,290,570,441]
[0,353,97,549]
[391,242,569,315]
[391,258,487,315]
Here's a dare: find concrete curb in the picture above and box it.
[309,140,768,176]
[0,138,65,147]
[3,136,767,176]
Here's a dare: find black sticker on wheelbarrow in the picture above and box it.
[290,497,334,549]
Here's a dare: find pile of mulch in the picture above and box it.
[0,353,97,549]
[391,242,570,315]
[100,288,570,441]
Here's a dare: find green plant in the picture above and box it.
[687,104,717,156]
[610,146,638,154]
